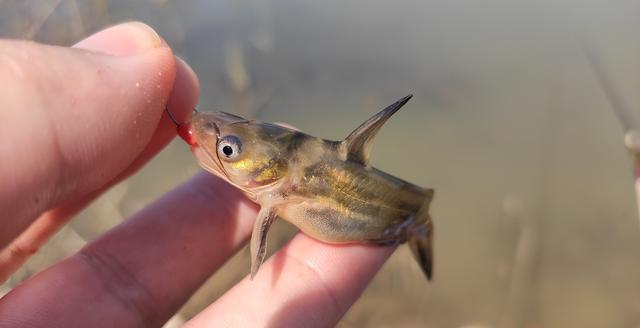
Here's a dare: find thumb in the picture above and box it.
[0,22,194,249]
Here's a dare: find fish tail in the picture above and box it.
[408,189,434,280]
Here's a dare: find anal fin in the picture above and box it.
[408,189,434,280]
[409,219,433,280]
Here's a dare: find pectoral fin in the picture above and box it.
[250,207,278,279]
[343,94,413,165]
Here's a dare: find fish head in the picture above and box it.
[186,111,291,193]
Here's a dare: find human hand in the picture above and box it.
[0,22,394,327]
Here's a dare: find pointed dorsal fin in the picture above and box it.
[342,94,413,165]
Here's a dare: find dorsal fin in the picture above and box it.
[342,94,412,165]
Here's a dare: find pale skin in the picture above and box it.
[0,23,394,327]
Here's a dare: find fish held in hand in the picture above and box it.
[175,95,435,280]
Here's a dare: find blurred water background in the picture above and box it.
[1,0,640,327]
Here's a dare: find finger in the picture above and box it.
[0,56,199,283]
[0,173,259,328]
[0,22,189,249]
[185,235,394,328]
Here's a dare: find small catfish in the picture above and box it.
[174,95,435,280]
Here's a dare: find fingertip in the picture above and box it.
[278,235,395,298]
[166,56,200,125]
[176,57,199,94]
[186,234,395,327]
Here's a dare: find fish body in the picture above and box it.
[182,95,434,280]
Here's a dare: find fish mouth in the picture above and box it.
[190,117,227,179]
[192,145,226,178]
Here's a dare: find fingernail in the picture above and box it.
[73,22,164,56]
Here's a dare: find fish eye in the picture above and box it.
[217,135,242,160]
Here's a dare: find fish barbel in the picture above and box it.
[176,95,434,280]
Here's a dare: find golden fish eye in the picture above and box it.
[217,135,242,160]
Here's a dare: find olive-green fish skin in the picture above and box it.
[187,95,434,280]
[282,160,428,243]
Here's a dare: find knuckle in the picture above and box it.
[75,246,160,326]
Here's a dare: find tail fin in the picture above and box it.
[409,189,434,280]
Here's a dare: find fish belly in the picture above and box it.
[279,197,412,244]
